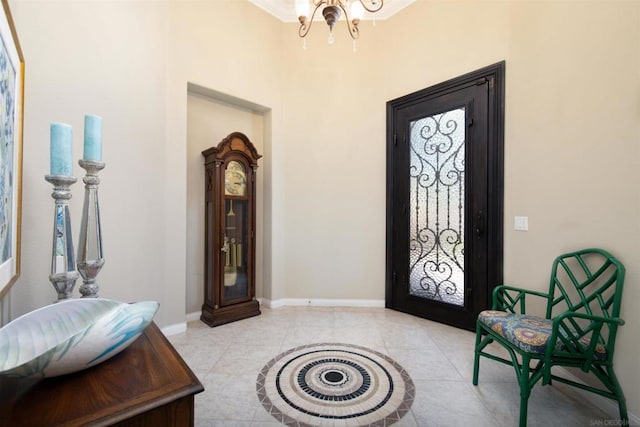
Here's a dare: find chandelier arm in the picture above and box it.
[299,1,326,38]
[347,22,360,40]
[359,0,383,13]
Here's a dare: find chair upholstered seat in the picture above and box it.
[477,310,608,361]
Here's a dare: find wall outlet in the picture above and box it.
[514,216,529,231]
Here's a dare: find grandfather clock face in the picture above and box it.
[225,161,247,196]
[222,160,249,301]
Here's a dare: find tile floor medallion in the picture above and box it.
[256,343,415,426]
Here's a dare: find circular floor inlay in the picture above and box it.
[256,343,415,427]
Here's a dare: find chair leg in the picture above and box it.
[607,367,628,424]
[619,399,628,426]
[540,360,551,386]
[473,326,483,386]
[518,355,531,427]
[519,392,529,427]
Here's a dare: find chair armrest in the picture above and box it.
[553,311,625,328]
[547,312,625,366]
[491,285,550,314]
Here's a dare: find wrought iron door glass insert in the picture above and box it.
[409,107,465,306]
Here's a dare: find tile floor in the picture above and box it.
[167,306,614,427]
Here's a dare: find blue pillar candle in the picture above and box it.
[50,123,73,176]
[83,114,103,161]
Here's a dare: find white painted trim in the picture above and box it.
[186,311,201,323]
[166,300,384,334]
[261,298,385,309]
[188,82,270,113]
[555,367,639,424]
[160,322,187,337]
[248,0,415,23]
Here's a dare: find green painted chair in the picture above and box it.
[473,248,627,427]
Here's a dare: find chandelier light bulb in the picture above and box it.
[350,1,365,22]
[295,0,310,20]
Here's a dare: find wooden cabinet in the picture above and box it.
[201,132,261,327]
[0,323,203,426]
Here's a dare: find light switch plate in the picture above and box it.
[514,216,528,231]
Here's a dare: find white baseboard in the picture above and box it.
[161,312,202,336]
[186,311,201,322]
[163,300,384,335]
[555,367,639,425]
[160,322,187,336]
[261,298,385,309]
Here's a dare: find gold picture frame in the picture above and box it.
[0,0,23,299]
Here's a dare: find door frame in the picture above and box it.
[385,61,505,330]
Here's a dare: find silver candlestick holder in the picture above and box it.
[77,159,105,298]
[45,174,78,300]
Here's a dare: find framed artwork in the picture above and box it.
[0,0,23,299]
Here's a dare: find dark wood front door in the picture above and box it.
[386,62,505,331]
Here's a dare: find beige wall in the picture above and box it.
[3,0,639,416]
[280,0,640,414]
[5,0,284,327]
[6,1,173,322]
[166,0,286,313]
[384,0,640,412]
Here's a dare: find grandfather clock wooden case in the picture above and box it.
[201,132,261,327]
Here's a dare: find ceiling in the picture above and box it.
[248,0,415,23]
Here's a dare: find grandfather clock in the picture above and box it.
[201,132,261,327]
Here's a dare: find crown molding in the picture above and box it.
[248,0,415,23]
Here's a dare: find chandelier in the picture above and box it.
[295,0,384,45]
